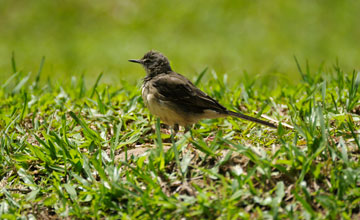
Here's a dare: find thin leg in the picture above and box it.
[185,125,194,139]
[171,128,175,144]
[171,125,181,176]
[171,124,179,144]
[173,124,179,134]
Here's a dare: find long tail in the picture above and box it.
[227,111,277,128]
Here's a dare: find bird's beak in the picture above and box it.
[128,59,142,64]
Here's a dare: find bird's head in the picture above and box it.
[129,50,172,77]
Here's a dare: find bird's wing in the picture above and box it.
[152,73,227,114]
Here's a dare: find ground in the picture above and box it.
[0,62,359,219]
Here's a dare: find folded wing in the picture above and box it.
[152,73,227,114]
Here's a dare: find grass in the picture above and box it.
[2,0,360,83]
[0,57,360,219]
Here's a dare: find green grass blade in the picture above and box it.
[90,72,103,98]
[13,73,30,94]
[33,56,45,89]
[194,67,208,86]
[69,111,100,141]
[11,51,16,73]
[20,92,28,121]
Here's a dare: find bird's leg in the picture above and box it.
[185,125,194,139]
[171,124,181,175]
[173,124,179,134]
[170,124,179,144]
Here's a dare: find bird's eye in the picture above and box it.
[143,59,151,64]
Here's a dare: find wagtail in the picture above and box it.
[129,50,277,132]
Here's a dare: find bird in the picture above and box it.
[129,50,277,133]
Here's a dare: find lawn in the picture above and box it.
[1,0,360,84]
[0,57,359,219]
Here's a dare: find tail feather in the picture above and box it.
[227,111,277,128]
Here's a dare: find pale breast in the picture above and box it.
[142,82,198,126]
[141,81,223,126]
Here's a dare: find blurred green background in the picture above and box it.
[1,0,360,85]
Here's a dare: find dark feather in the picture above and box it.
[152,72,227,114]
